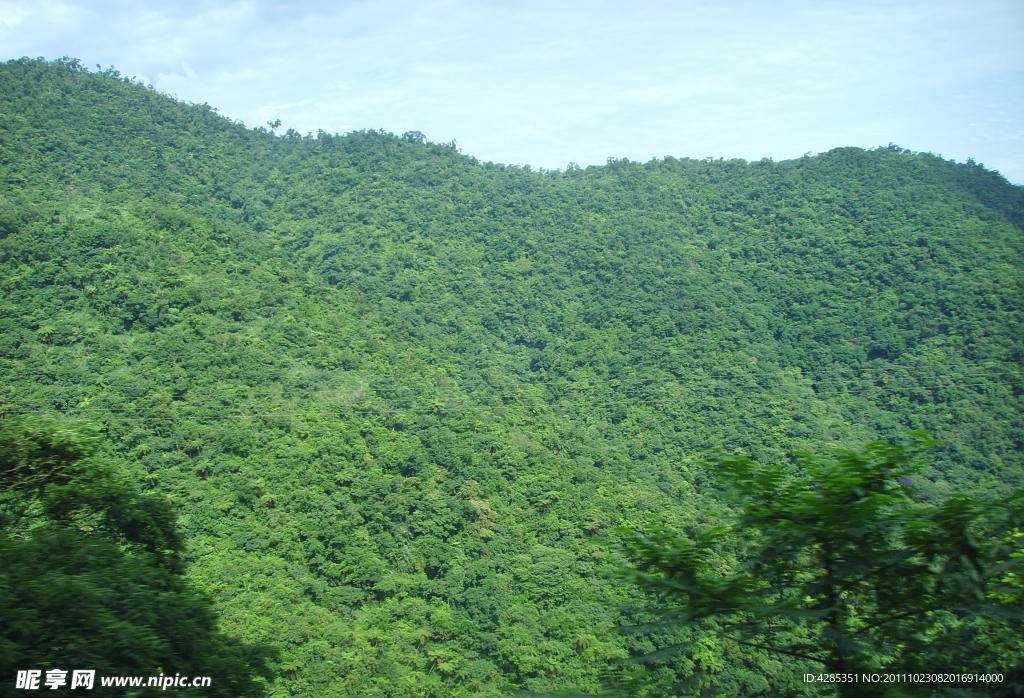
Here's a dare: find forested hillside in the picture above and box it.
[1,57,1022,696]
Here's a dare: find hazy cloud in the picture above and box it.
[2,0,1022,180]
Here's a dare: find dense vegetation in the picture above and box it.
[1,57,1022,696]
[612,436,1024,697]
[0,416,273,697]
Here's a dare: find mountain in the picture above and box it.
[1,57,1022,696]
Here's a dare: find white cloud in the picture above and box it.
[1,0,1022,180]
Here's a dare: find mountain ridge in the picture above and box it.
[1,56,1022,696]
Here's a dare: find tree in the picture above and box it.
[2,58,1023,697]
[0,417,275,697]
[611,434,1024,697]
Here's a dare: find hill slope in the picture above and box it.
[2,57,1023,696]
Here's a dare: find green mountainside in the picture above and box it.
[1,57,1022,696]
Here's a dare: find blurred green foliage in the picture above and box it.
[0,416,274,697]
[0,57,1022,695]
[611,435,1024,697]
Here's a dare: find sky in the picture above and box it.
[2,0,1023,182]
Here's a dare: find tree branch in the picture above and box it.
[854,608,928,634]
[715,631,826,664]
[835,548,923,595]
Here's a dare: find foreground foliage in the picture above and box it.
[0,416,273,697]
[0,57,1022,695]
[612,435,1024,696]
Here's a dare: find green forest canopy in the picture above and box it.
[0,415,274,697]
[1,56,1022,696]
[611,436,1024,697]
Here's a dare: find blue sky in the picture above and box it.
[2,0,1022,181]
